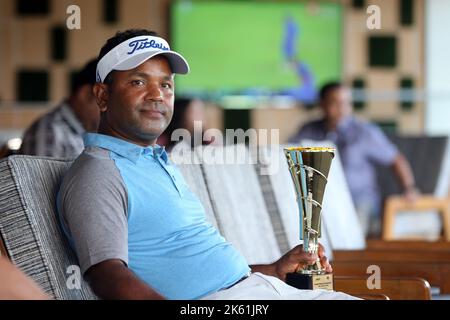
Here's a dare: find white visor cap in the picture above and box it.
[96,35,190,83]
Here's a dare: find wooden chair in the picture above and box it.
[333,249,450,262]
[367,239,450,250]
[379,135,450,240]
[353,293,390,300]
[333,260,450,294]
[334,276,431,300]
[382,195,450,241]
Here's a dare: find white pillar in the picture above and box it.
[425,0,450,135]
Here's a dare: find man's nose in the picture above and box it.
[145,84,163,101]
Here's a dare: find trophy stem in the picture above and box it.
[301,228,325,274]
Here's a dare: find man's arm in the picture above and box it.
[249,244,332,281]
[365,124,418,200]
[391,153,419,201]
[86,259,166,300]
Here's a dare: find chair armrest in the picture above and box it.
[366,239,450,251]
[385,195,449,211]
[332,260,450,294]
[351,293,390,300]
[334,275,431,300]
[332,249,450,262]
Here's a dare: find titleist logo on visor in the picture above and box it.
[127,38,169,55]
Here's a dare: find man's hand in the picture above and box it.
[250,243,332,282]
[272,243,332,281]
[403,186,420,203]
[392,153,418,203]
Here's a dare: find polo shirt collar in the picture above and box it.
[83,133,168,164]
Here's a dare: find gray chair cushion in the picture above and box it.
[198,145,281,265]
[0,155,97,300]
[253,145,297,254]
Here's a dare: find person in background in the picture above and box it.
[289,81,418,237]
[19,58,100,158]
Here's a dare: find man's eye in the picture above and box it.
[132,80,145,86]
[162,83,172,89]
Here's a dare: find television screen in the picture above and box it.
[171,0,342,106]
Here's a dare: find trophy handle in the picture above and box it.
[298,164,326,274]
[284,147,334,289]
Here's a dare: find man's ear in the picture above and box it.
[93,83,109,112]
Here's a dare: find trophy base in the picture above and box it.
[286,272,334,291]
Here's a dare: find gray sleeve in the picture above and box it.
[59,151,128,274]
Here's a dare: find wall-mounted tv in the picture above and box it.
[171,0,342,106]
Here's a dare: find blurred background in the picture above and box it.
[2,0,449,143]
[1,0,450,239]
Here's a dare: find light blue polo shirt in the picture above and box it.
[57,133,250,299]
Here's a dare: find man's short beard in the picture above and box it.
[128,121,168,142]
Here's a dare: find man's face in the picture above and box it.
[96,56,175,146]
[321,87,352,126]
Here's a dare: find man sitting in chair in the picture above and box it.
[57,29,356,300]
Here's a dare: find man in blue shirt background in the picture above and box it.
[289,82,418,237]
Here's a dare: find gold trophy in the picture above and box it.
[284,147,334,290]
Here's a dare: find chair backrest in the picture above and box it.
[198,144,281,265]
[334,276,432,300]
[0,155,97,299]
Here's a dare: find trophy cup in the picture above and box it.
[284,147,334,290]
